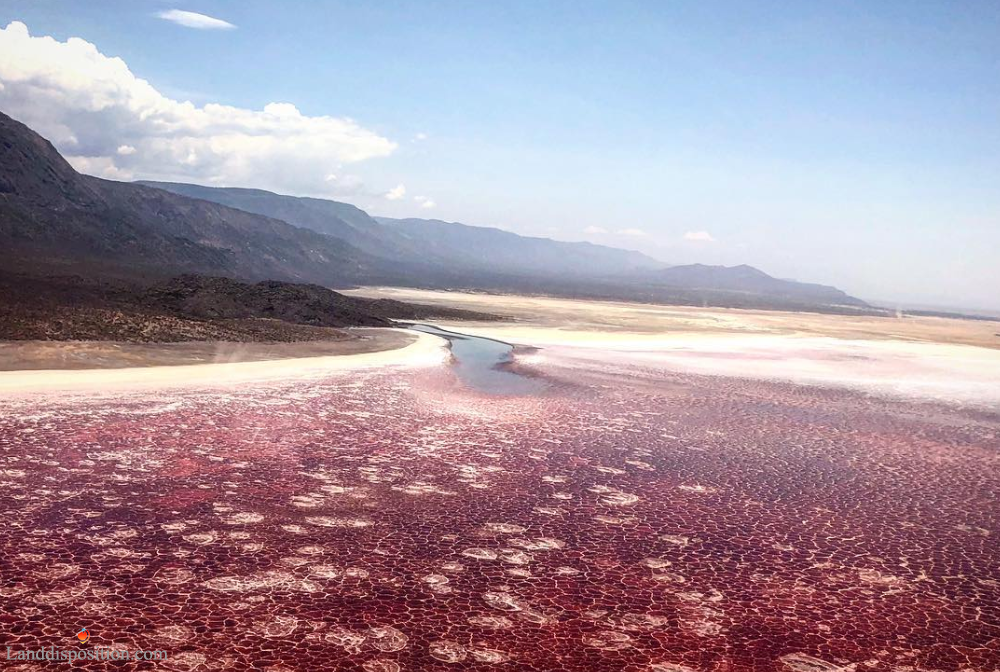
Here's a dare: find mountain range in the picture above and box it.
[0,109,870,313]
[136,181,664,279]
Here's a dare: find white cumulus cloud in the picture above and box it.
[414,195,436,209]
[385,184,406,200]
[157,10,236,31]
[583,225,608,234]
[0,21,396,195]
[683,230,716,242]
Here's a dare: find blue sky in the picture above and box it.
[1,1,998,309]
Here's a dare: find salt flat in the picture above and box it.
[345,287,1000,350]
[348,288,1000,409]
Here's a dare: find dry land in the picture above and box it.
[344,286,1000,349]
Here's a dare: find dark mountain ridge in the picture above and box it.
[0,110,374,285]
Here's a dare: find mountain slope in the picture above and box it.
[0,110,374,285]
[136,181,666,277]
[377,216,664,277]
[135,181,424,261]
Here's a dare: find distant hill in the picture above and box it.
[646,263,867,307]
[141,274,498,326]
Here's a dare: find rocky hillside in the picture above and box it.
[0,272,497,342]
[0,111,373,285]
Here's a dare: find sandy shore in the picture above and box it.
[0,328,447,395]
[0,328,416,371]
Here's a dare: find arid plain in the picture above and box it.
[1,290,998,672]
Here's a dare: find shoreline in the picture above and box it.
[3,286,998,409]
[0,329,448,396]
[344,286,1000,350]
[441,324,1000,411]
[0,328,414,371]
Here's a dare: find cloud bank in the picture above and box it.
[384,184,406,200]
[157,10,236,30]
[683,230,716,242]
[0,21,396,196]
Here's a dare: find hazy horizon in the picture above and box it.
[1,1,997,309]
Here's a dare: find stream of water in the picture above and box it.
[407,323,546,395]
